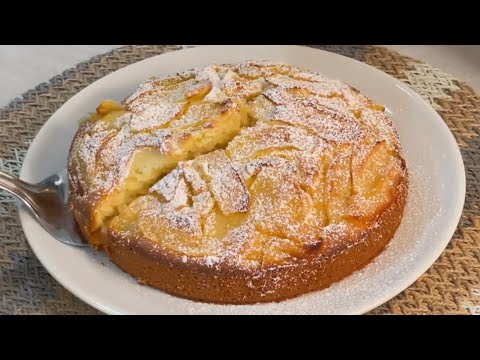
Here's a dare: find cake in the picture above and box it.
[68,61,408,304]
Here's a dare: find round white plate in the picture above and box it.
[19,45,465,314]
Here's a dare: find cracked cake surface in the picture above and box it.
[68,61,408,304]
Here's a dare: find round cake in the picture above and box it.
[68,61,408,304]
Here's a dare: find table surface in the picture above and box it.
[0,45,479,108]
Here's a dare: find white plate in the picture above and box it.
[19,45,465,314]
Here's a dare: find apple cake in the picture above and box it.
[68,61,408,304]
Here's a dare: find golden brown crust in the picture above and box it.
[105,177,407,304]
[68,123,100,246]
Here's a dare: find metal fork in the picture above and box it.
[0,169,87,246]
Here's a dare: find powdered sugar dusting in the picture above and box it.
[75,129,115,175]
[130,103,184,132]
[205,256,220,267]
[199,150,250,215]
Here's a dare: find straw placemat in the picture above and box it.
[0,45,478,315]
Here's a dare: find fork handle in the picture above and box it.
[0,171,41,214]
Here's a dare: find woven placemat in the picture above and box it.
[0,45,478,315]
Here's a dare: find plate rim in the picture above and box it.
[18,45,466,315]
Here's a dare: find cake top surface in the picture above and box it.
[68,60,407,270]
